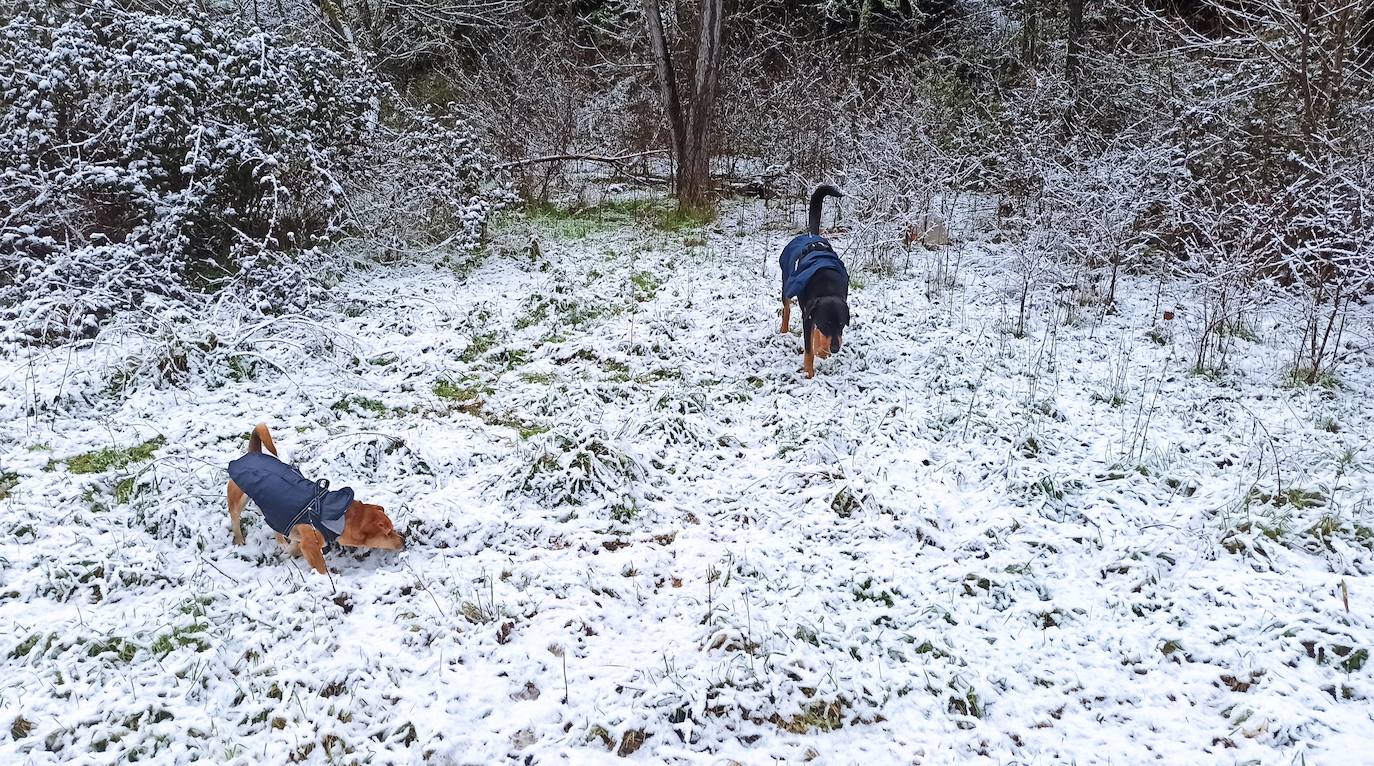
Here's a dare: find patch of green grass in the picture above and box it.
[516,198,713,241]
[1090,391,1128,407]
[1249,487,1326,511]
[86,636,140,663]
[630,271,663,303]
[114,477,136,505]
[515,298,550,330]
[1283,366,1341,390]
[228,356,256,382]
[1339,648,1368,673]
[491,348,533,371]
[1189,365,1226,383]
[460,331,501,363]
[1221,319,1259,343]
[947,685,982,719]
[832,486,862,517]
[9,632,50,659]
[852,577,896,607]
[519,372,555,385]
[654,204,713,232]
[150,623,210,657]
[636,368,684,384]
[1025,475,1084,502]
[50,436,166,475]
[480,410,549,440]
[0,471,18,500]
[517,424,550,439]
[330,396,391,417]
[601,358,631,380]
[774,699,847,733]
[1352,525,1374,551]
[849,276,865,291]
[559,300,609,327]
[610,501,639,523]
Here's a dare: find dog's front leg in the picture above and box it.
[802,313,815,379]
[284,525,329,574]
[780,292,791,334]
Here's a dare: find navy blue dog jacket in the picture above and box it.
[227,452,353,543]
[780,234,848,300]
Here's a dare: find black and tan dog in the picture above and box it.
[227,423,404,574]
[779,185,849,378]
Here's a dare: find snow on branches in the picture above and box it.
[0,3,496,344]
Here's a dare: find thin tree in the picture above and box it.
[644,0,725,212]
[1066,0,1084,83]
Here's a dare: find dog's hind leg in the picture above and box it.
[227,480,250,545]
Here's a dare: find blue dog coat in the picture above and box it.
[780,234,848,300]
[228,452,353,543]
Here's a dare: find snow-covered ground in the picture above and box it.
[2,199,1372,764]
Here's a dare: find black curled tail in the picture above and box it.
[808,184,844,235]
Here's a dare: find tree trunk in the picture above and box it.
[644,0,724,213]
[1021,0,1038,68]
[1066,0,1084,83]
[679,0,724,211]
[643,0,685,179]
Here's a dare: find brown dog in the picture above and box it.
[227,423,404,574]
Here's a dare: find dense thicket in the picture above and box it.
[0,2,494,343]
[4,0,1370,379]
[370,0,1370,379]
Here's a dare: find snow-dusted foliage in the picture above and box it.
[0,4,493,343]
[2,201,1372,763]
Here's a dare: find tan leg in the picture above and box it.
[289,524,328,574]
[812,328,831,360]
[804,350,815,379]
[780,295,791,334]
[227,480,250,545]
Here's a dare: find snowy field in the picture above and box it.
[2,199,1372,765]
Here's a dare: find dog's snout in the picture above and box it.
[830,336,842,354]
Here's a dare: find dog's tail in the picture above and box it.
[248,423,278,456]
[808,184,844,235]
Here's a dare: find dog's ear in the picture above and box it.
[840,301,850,328]
[347,502,405,549]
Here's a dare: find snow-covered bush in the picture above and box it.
[0,3,494,343]
[509,423,648,516]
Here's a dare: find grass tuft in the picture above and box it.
[50,436,166,475]
[773,699,847,733]
[0,471,18,500]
